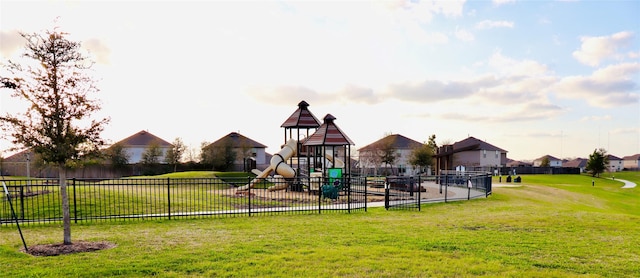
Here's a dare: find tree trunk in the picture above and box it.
[59,164,72,245]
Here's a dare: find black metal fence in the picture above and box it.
[436,171,492,202]
[1,176,368,225]
[383,176,424,211]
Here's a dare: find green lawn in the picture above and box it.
[1,173,639,277]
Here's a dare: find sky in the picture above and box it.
[1,0,639,162]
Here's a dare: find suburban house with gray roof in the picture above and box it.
[358,134,424,176]
[203,132,268,171]
[435,136,508,173]
[563,158,587,173]
[622,154,640,170]
[532,155,562,167]
[111,130,173,164]
[607,154,623,172]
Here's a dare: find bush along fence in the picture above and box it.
[1,174,492,225]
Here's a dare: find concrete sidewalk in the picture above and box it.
[615,178,637,189]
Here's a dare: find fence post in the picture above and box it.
[384,180,390,210]
[248,177,252,217]
[72,178,78,223]
[318,177,322,214]
[444,176,448,203]
[347,176,351,213]
[364,177,368,212]
[19,185,25,220]
[417,176,421,211]
[167,178,171,220]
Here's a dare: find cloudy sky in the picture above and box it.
[1,0,639,161]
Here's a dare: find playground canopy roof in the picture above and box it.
[303,114,354,146]
[280,100,322,129]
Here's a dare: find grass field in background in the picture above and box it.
[1,172,638,277]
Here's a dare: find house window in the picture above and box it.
[495,150,499,158]
[483,150,486,158]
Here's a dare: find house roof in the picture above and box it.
[280,100,322,129]
[3,149,33,162]
[534,154,561,161]
[505,159,532,167]
[445,136,507,154]
[607,154,622,160]
[113,130,173,147]
[358,134,423,151]
[563,158,587,168]
[303,114,354,146]
[207,132,267,149]
[622,154,640,160]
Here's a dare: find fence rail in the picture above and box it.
[1,174,492,225]
[1,177,369,225]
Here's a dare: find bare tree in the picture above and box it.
[164,137,186,172]
[0,29,109,245]
[410,134,437,174]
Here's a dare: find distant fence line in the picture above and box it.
[1,174,492,225]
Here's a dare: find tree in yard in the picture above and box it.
[141,142,163,165]
[105,143,129,171]
[540,156,551,167]
[378,135,397,175]
[409,134,437,174]
[201,139,236,171]
[0,29,109,245]
[164,137,186,172]
[586,148,608,177]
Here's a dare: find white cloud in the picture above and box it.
[487,51,550,77]
[455,27,475,42]
[552,62,640,107]
[0,30,26,59]
[580,115,612,122]
[610,127,640,135]
[83,38,111,65]
[493,0,516,6]
[572,31,634,67]
[475,20,514,29]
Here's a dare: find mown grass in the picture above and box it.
[1,173,639,277]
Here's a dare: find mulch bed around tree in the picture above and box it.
[22,241,116,256]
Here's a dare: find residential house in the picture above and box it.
[203,132,268,171]
[358,134,424,176]
[435,136,508,173]
[622,154,640,170]
[532,155,562,167]
[111,130,173,164]
[607,155,623,172]
[563,158,587,173]
[506,159,532,167]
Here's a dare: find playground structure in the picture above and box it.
[237,101,353,197]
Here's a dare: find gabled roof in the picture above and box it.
[113,130,172,147]
[358,134,422,151]
[3,149,33,162]
[506,158,532,167]
[452,136,507,153]
[622,154,640,160]
[207,132,267,149]
[280,100,322,128]
[607,154,622,160]
[303,114,354,146]
[563,158,587,168]
[534,154,561,161]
